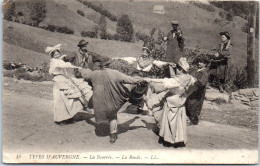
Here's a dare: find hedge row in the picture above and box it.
[81,30,120,40]
[78,0,117,21]
[40,25,74,34]
[77,10,85,17]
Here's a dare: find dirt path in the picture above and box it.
[3,90,258,155]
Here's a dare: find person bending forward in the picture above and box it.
[78,59,144,143]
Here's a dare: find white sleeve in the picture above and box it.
[49,60,55,74]
[162,78,180,89]
[190,76,197,86]
[153,60,168,68]
[55,59,78,68]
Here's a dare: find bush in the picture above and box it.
[3,66,52,82]
[233,66,248,89]
[219,11,226,19]
[150,27,156,37]
[81,31,97,38]
[98,15,107,39]
[26,0,47,27]
[46,24,56,32]
[3,1,16,21]
[57,26,74,34]
[103,33,114,40]
[135,32,150,42]
[43,25,74,34]
[211,98,227,105]
[210,1,249,18]
[17,11,24,17]
[108,59,135,76]
[213,18,228,26]
[77,10,85,17]
[116,14,134,42]
[226,11,234,21]
[3,61,53,81]
[113,34,120,41]
[92,25,99,35]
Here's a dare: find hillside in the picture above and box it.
[3,42,49,68]
[80,0,257,66]
[3,20,143,67]
[3,0,259,67]
[51,0,117,34]
[13,0,99,36]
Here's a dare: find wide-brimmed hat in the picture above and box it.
[142,47,151,54]
[171,21,179,26]
[177,57,189,72]
[45,44,61,55]
[194,54,210,64]
[78,40,89,48]
[142,41,153,54]
[100,58,114,68]
[220,31,230,39]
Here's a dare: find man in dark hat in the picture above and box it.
[65,39,109,71]
[163,21,185,77]
[76,59,145,143]
[209,31,232,93]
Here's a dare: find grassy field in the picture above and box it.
[78,0,258,66]
[3,20,143,67]
[14,0,97,36]
[3,0,259,68]
[3,42,49,68]
[52,0,117,34]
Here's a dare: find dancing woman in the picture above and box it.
[46,44,93,124]
[146,57,196,148]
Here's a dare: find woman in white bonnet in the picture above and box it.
[46,44,93,125]
[145,57,196,148]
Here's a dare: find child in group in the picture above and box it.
[185,55,210,125]
[46,44,93,123]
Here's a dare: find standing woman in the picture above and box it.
[146,58,196,148]
[46,44,93,124]
[209,31,232,93]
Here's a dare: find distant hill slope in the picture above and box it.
[3,42,49,68]
[3,0,258,67]
[74,0,257,65]
[3,20,143,67]
[51,0,117,34]
[42,0,97,36]
[13,0,99,36]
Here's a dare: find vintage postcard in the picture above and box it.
[2,0,259,164]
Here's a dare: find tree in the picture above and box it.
[226,10,234,21]
[247,1,257,87]
[116,14,134,42]
[27,0,47,27]
[157,28,164,44]
[98,15,107,39]
[3,1,16,21]
[150,27,156,37]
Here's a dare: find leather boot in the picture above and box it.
[110,133,118,143]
